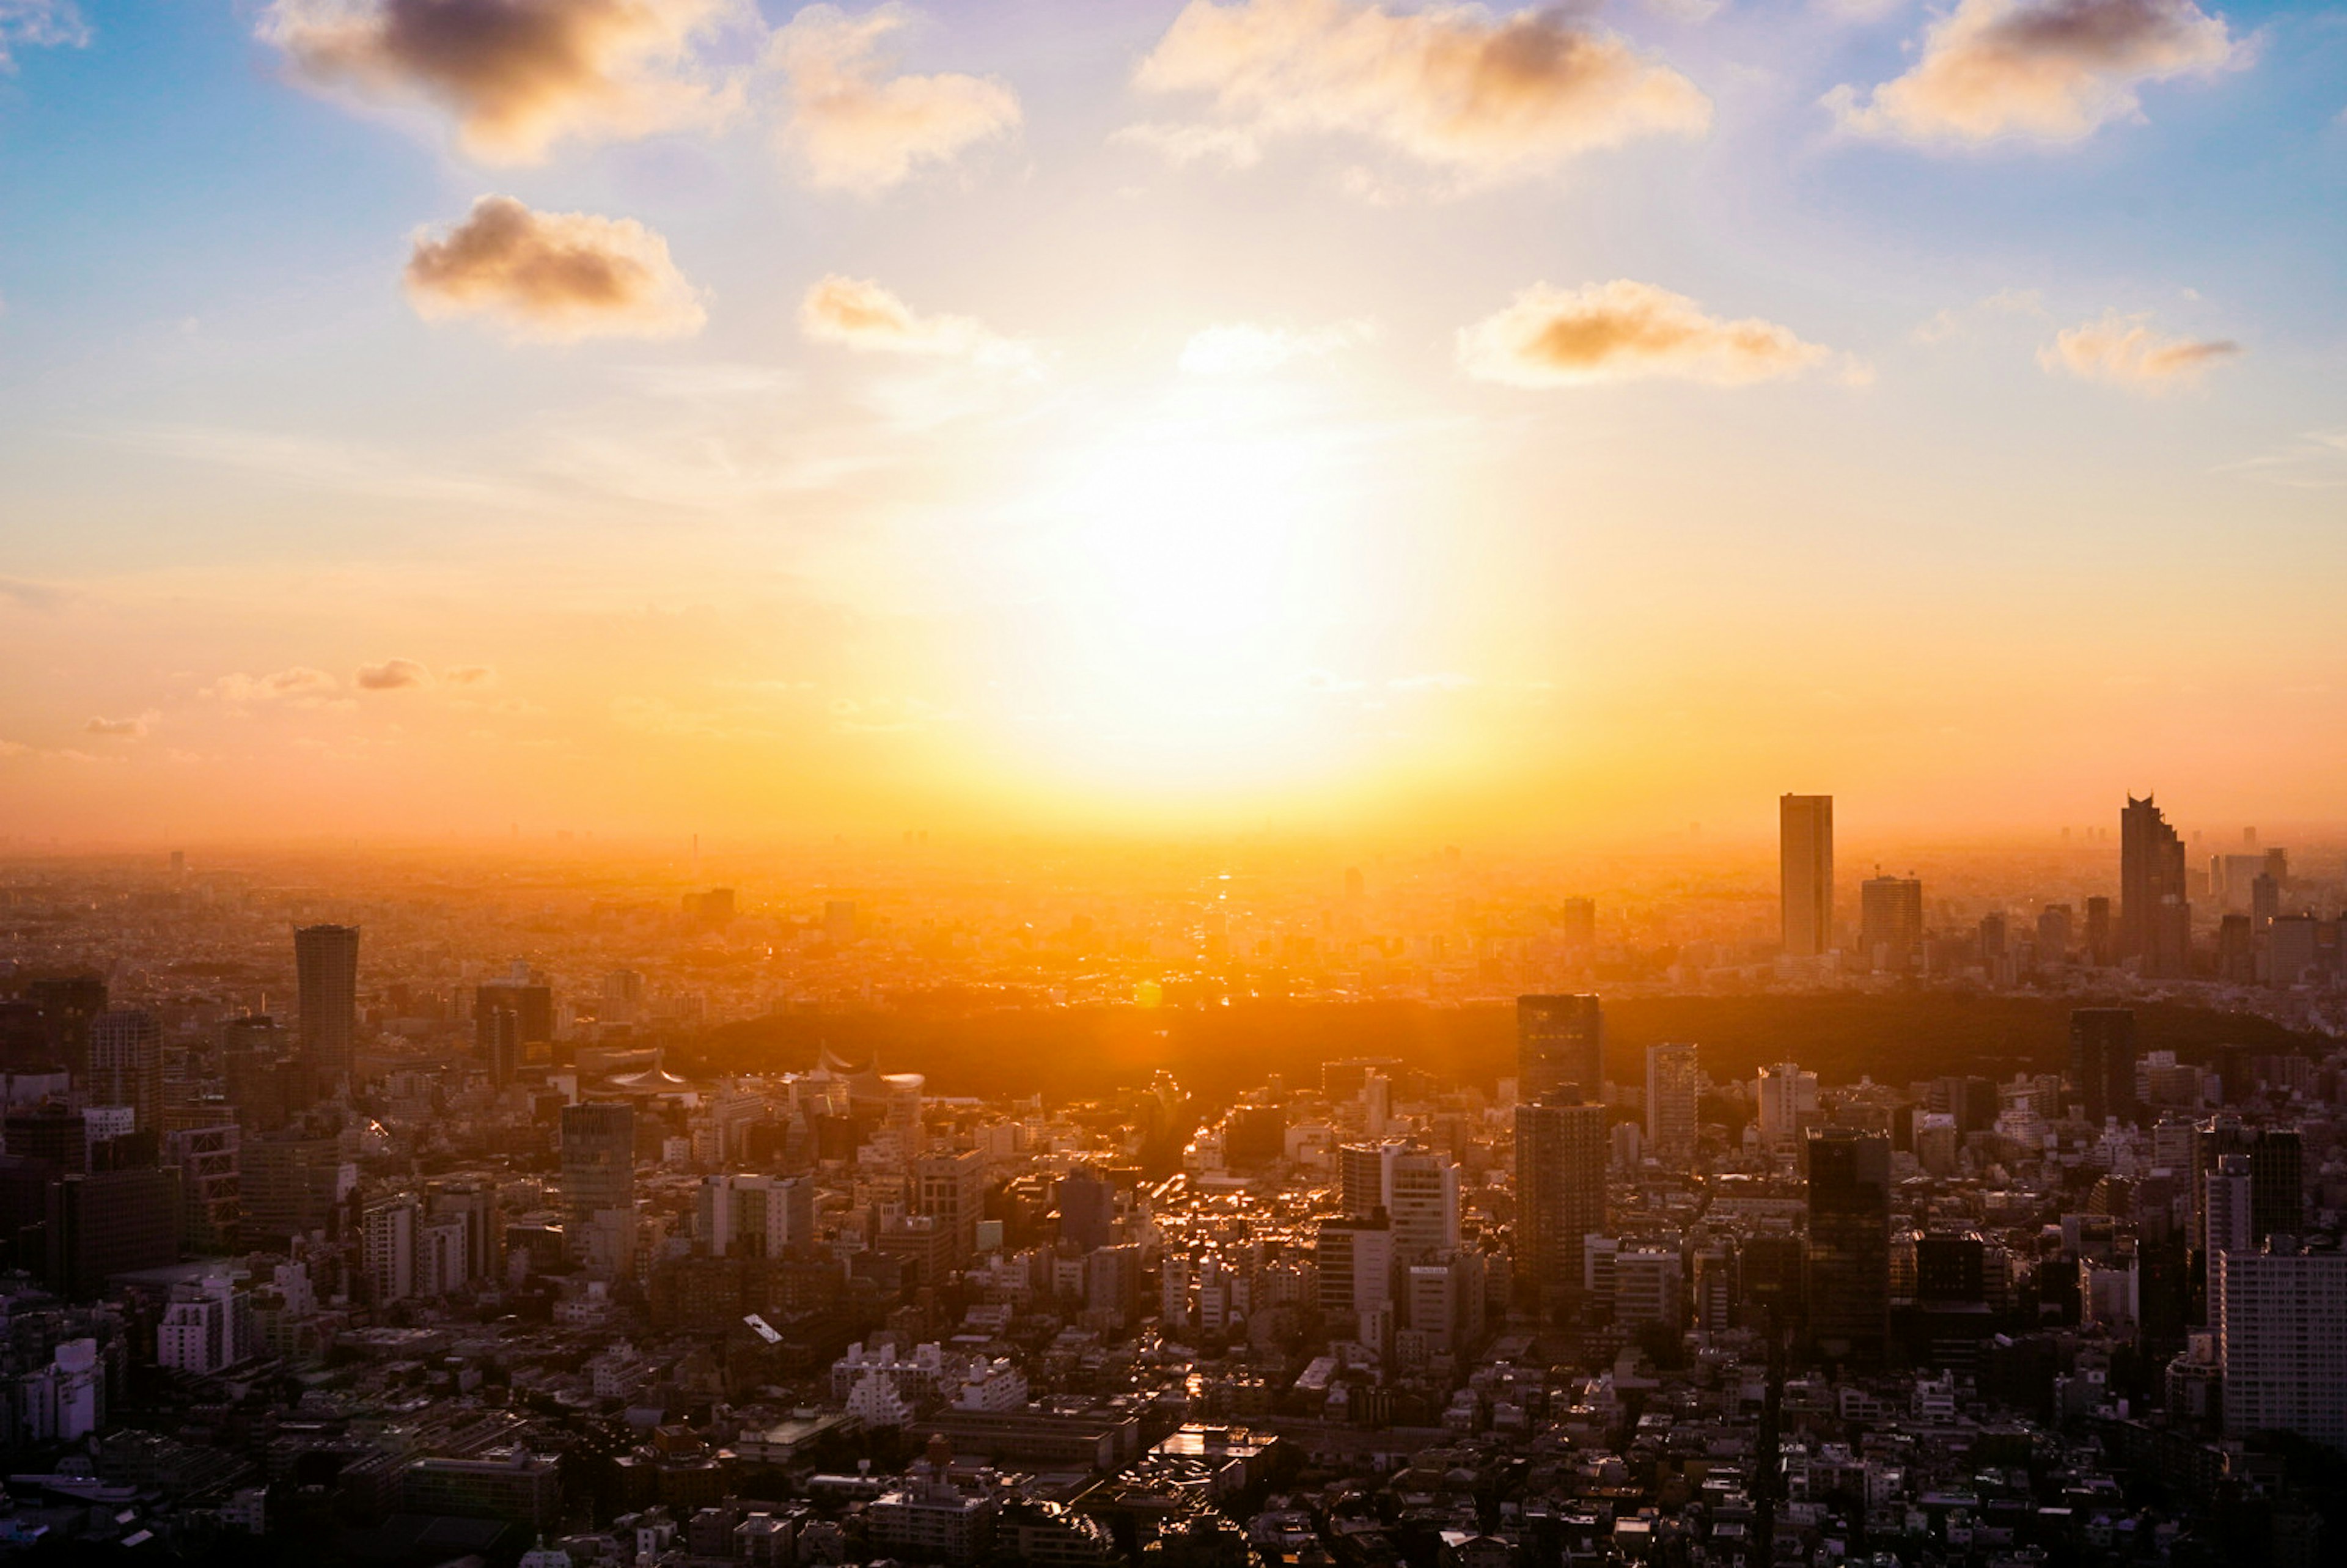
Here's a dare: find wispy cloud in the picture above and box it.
[119,425,543,510]
[206,667,343,706]
[0,0,88,70]
[799,275,1034,369]
[766,3,1019,192]
[1129,0,1710,186]
[1825,0,2244,146]
[405,194,707,342]
[0,575,73,611]
[84,710,159,738]
[1459,279,1835,387]
[257,0,747,163]
[355,658,432,690]
[2038,310,2240,392]
[2217,430,2347,489]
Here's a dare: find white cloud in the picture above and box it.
[766,3,1020,192]
[0,0,88,70]
[1459,279,1834,387]
[405,194,707,343]
[2038,310,2240,391]
[257,0,747,163]
[1129,0,1710,186]
[1824,0,2243,146]
[799,274,1034,370]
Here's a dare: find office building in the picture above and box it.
[1404,1250,1487,1359]
[6,1104,87,1174]
[293,923,359,1086]
[1515,1097,1607,1313]
[1315,1211,1395,1326]
[1055,1167,1115,1253]
[1859,875,1923,973]
[915,1148,987,1262]
[24,978,105,1077]
[1780,794,1834,958]
[2037,903,2073,966]
[48,1167,180,1300]
[1381,1146,1462,1261]
[474,977,553,1061]
[561,1103,636,1261]
[698,1173,816,1258]
[86,1008,163,1134]
[2120,796,2190,978]
[1644,1043,1699,1162]
[1804,1128,1890,1365]
[1516,994,1603,1104]
[2069,1008,2139,1126]
[1756,1063,1818,1152]
[364,1195,419,1305]
[241,1134,354,1244]
[2216,1244,2347,1453]
[164,1124,241,1253]
[2204,1154,2253,1310]
[402,1454,562,1531]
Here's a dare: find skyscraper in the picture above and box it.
[2120,796,2191,978]
[1858,875,1922,972]
[1805,1128,1890,1365]
[1381,1146,1461,1262]
[87,1008,163,1134]
[2068,1008,2139,1126]
[1780,794,1834,958]
[914,1148,986,1262]
[1515,1096,1607,1313]
[293,924,360,1086]
[2217,1243,2347,1453]
[1644,1042,1699,1162]
[560,1103,635,1264]
[1517,994,1603,1104]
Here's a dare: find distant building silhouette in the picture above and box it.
[1780,795,1834,958]
[1859,875,1922,973]
[2120,797,2189,978]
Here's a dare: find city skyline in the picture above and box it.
[3,1,2346,839]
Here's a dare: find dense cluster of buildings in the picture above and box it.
[0,805,2336,1563]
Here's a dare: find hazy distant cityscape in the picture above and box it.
[0,795,2334,1566]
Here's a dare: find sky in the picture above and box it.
[1,0,2344,846]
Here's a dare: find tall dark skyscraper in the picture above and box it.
[2068,1008,2139,1126]
[1805,1127,1890,1365]
[1780,794,1834,958]
[1516,994,1603,1103]
[2119,796,2190,978]
[294,923,360,1086]
[1515,1096,1607,1313]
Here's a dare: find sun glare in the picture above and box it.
[1001,389,1372,796]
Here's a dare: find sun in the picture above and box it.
[1000,386,1370,795]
